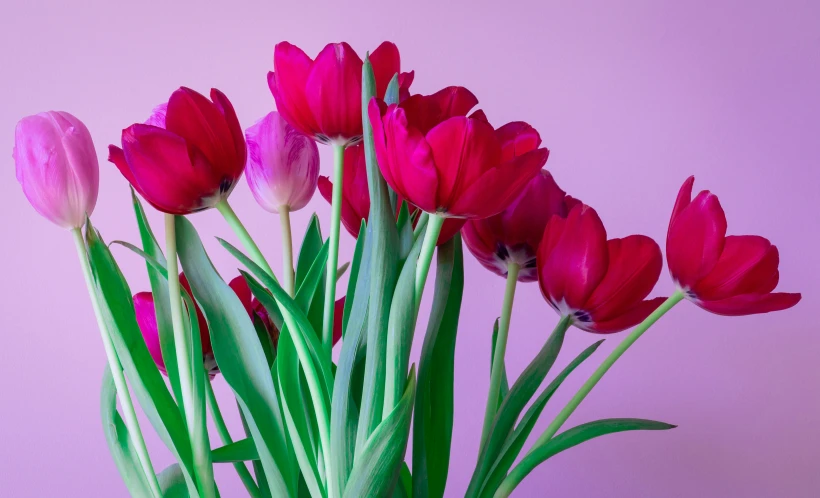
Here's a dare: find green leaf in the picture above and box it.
[344,367,417,498]
[412,234,464,498]
[489,319,509,410]
[396,202,415,263]
[175,217,295,497]
[342,220,367,337]
[84,221,198,494]
[295,214,323,291]
[477,340,604,498]
[100,367,153,497]
[294,242,330,314]
[212,437,258,463]
[158,464,189,497]
[466,318,569,498]
[383,73,401,211]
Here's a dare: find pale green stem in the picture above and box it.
[165,215,213,498]
[71,228,163,498]
[414,214,445,312]
[413,212,430,240]
[279,206,295,297]
[216,200,277,282]
[494,291,685,497]
[205,378,261,498]
[479,262,520,449]
[322,144,345,358]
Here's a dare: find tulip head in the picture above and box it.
[14,111,99,229]
[463,170,579,282]
[667,176,801,315]
[109,87,246,215]
[245,111,319,214]
[368,88,547,220]
[537,204,665,333]
[269,41,407,146]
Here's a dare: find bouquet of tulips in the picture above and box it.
[14,40,801,498]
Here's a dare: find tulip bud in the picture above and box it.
[14,111,99,229]
[245,112,319,214]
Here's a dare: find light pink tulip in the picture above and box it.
[245,111,319,213]
[14,111,99,229]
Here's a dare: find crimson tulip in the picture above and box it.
[368,87,547,220]
[666,176,801,315]
[318,143,464,243]
[108,87,246,215]
[463,168,579,282]
[537,204,666,333]
[268,41,409,146]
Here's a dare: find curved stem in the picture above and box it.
[166,215,214,498]
[205,378,262,498]
[414,213,445,312]
[494,291,685,497]
[216,200,277,282]
[71,228,162,498]
[322,144,345,358]
[279,207,295,296]
[480,262,520,449]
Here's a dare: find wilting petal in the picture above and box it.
[584,297,667,333]
[270,42,319,137]
[694,235,780,300]
[666,189,727,289]
[304,42,363,142]
[696,292,801,316]
[369,41,401,100]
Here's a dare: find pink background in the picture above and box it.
[1,0,818,496]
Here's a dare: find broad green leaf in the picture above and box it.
[489,319,509,410]
[396,202,415,263]
[296,214,323,291]
[509,418,677,487]
[383,73,401,211]
[158,464,189,497]
[477,340,604,498]
[212,437,259,463]
[175,217,295,497]
[466,318,569,498]
[330,225,372,498]
[294,243,330,314]
[100,367,152,497]
[344,367,416,498]
[239,410,273,498]
[84,221,198,494]
[356,54,401,455]
[412,234,464,498]
[342,220,367,336]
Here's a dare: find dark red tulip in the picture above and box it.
[269,41,409,146]
[667,176,801,315]
[109,87,246,215]
[463,168,579,282]
[537,204,666,333]
[318,143,464,244]
[368,87,547,219]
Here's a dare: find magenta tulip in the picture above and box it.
[245,111,319,213]
[14,111,99,229]
[667,176,801,315]
[537,204,666,333]
[368,87,547,219]
[268,41,408,146]
[108,87,246,215]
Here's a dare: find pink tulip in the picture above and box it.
[14,111,99,229]
[245,111,319,213]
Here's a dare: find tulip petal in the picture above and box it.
[666,189,727,289]
[133,292,166,373]
[369,41,401,100]
[694,235,780,300]
[319,175,365,238]
[585,236,663,322]
[397,71,414,101]
[271,42,319,137]
[305,42,363,142]
[669,176,695,232]
[495,122,542,162]
[381,106,439,212]
[229,276,254,316]
[401,86,478,134]
[583,297,667,334]
[696,292,801,316]
[210,88,247,170]
[437,218,466,246]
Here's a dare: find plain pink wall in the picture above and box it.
[1,0,818,496]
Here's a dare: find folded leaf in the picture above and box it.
[212,438,259,463]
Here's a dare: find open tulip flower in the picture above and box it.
[108,87,246,215]
[368,87,548,220]
[667,176,801,315]
[463,168,579,282]
[537,204,666,333]
[269,41,410,146]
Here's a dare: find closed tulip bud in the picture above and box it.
[14,111,99,229]
[245,111,319,213]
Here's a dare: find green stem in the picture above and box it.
[279,207,295,296]
[479,262,520,449]
[205,378,262,498]
[165,215,213,498]
[414,213,445,312]
[216,200,277,282]
[322,144,345,358]
[494,291,685,497]
[71,228,163,498]
[413,212,430,240]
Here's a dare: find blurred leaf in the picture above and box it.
[212,437,259,463]
[412,234,464,498]
[344,367,416,498]
[175,217,295,497]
